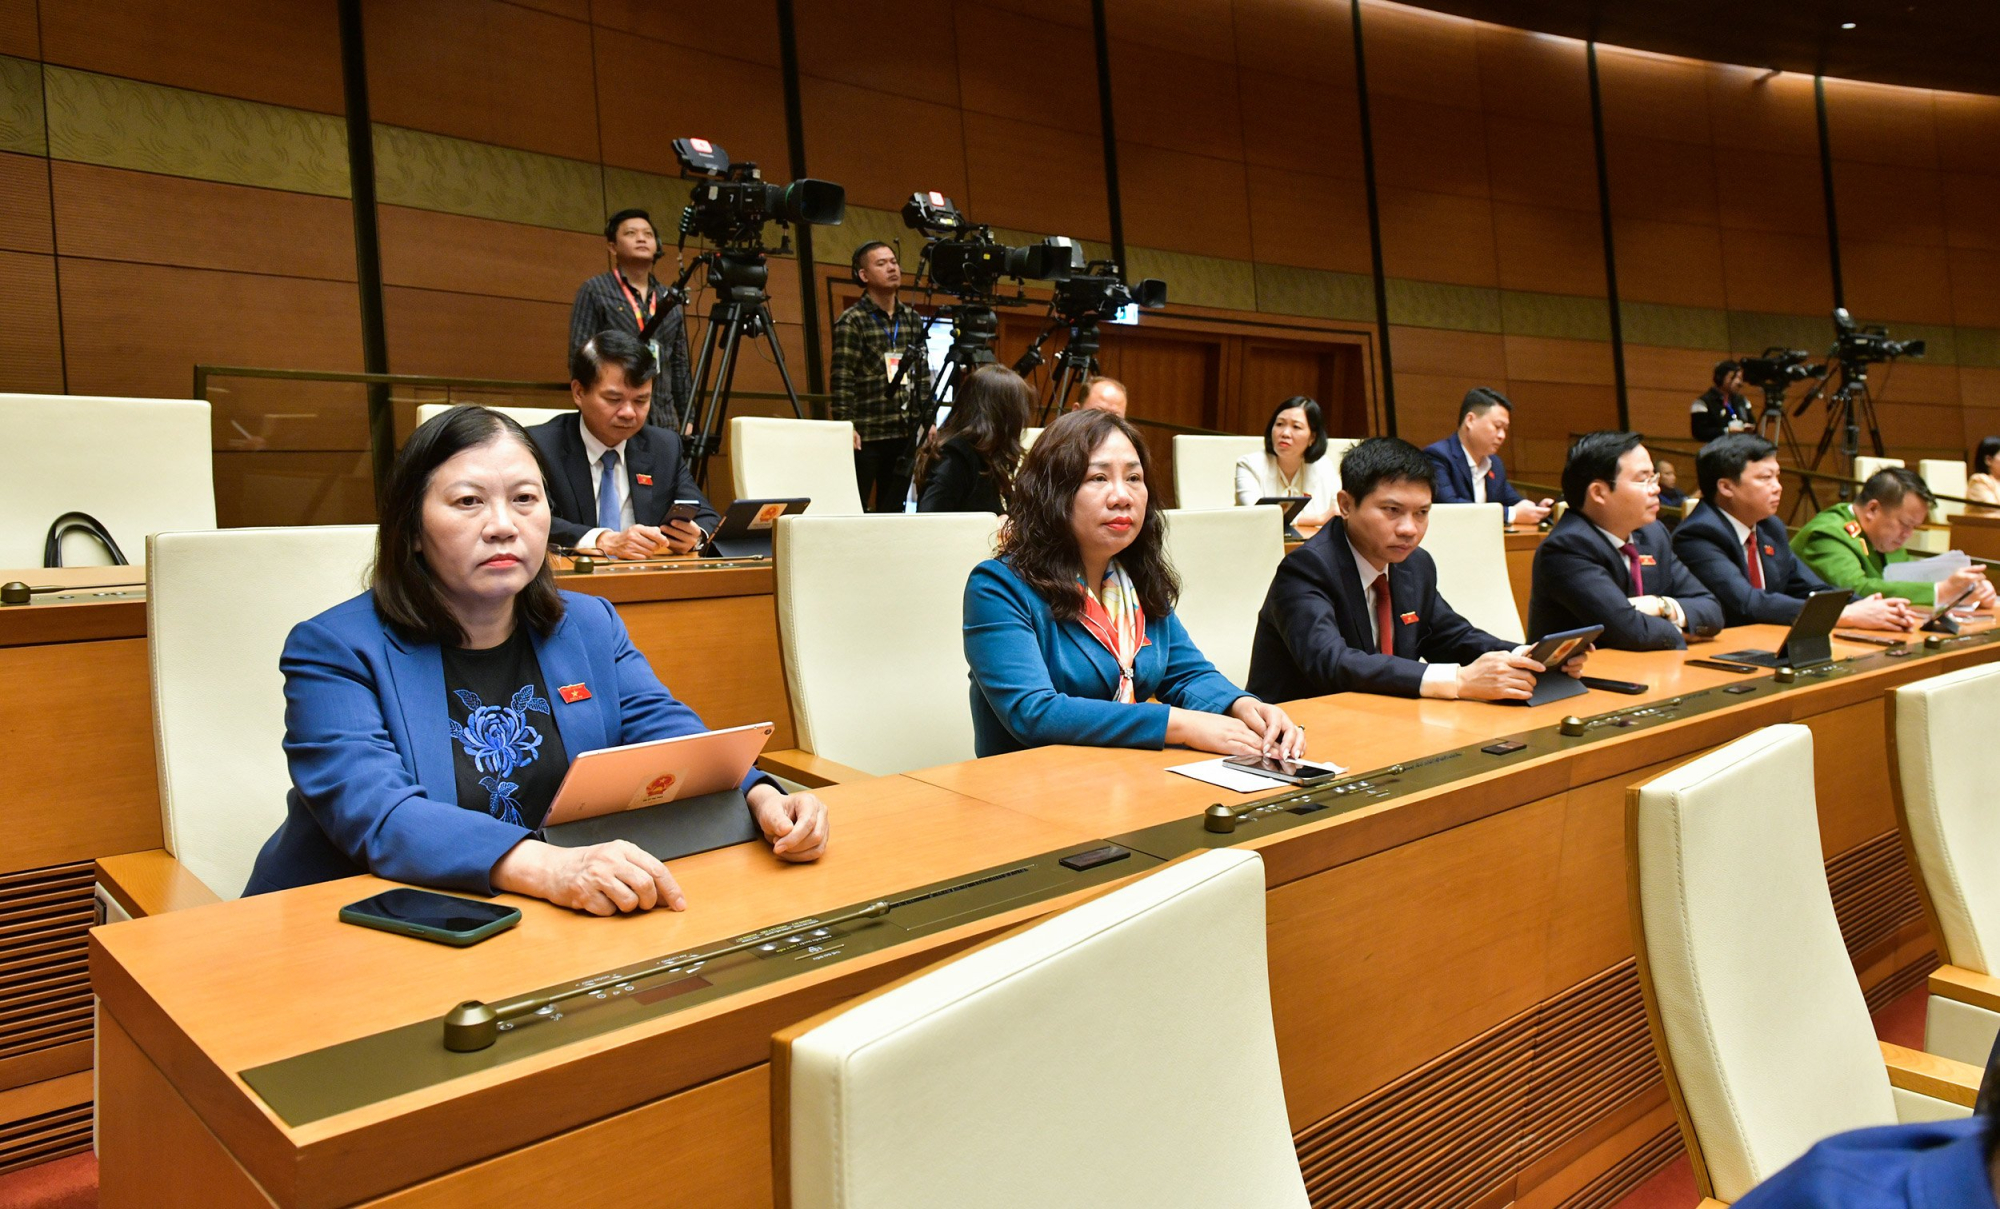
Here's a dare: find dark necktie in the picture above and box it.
[1372,577,1394,656]
[1620,542,1644,596]
[1745,531,1764,590]
[597,449,621,533]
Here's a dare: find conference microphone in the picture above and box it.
[441,900,892,1051]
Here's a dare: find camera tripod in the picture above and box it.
[681,250,806,489]
[1752,384,1824,517]
[1014,312,1104,424]
[1791,356,1887,502]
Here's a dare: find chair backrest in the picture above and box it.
[1854,455,1904,486]
[732,417,864,516]
[1630,724,1897,1201]
[0,394,215,569]
[149,527,378,898]
[774,513,1000,774]
[1171,434,1263,510]
[1893,664,2000,975]
[411,403,570,431]
[1418,503,1524,642]
[1918,458,1967,522]
[1161,507,1285,685]
[1020,426,1043,450]
[779,848,1309,1209]
[1321,436,1364,498]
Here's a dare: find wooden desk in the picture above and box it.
[1505,525,1544,625]
[1950,511,2000,561]
[92,623,1998,1208]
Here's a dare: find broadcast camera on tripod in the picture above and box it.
[1738,346,1826,510]
[1790,307,1926,496]
[664,137,845,487]
[1013,263,1166,423]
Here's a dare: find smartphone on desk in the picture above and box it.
[339,888,520,947]
[1224,754,1343,785]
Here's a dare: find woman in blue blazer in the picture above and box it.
[963,408,1305,759]
[243,406,829,913]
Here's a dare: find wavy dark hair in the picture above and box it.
[913,364,1032,505]
[373,406,564,647]
[996,407,1178,622]
[1263,395,1328,463]
[1975,435,2000,477]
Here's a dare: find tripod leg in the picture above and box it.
[689,304,744,489]
[756,303,807,420]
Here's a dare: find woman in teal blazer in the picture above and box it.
[962,409,1305,759]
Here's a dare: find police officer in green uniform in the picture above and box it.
[1792,466,1994,608]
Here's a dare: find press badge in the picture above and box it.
[883,351,903,383]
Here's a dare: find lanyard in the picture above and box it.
[615,272,654,331]
[879,305,901,348]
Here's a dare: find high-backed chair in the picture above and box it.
[1630,724,1974,1205]
[1854,454,1903,487]
[1320,436,1364,496]
[1891,664,2000,1066]
[1161,507,1285,685]
[1171,435,1262,510]
[0,394,215,568]
[731,417,864,516]
[126,527,378,907]
[1419,503,1524,642]
[776,849,1309,1209]
[1020,426,1043,450]
[765,513,1000,784]
[412,402,568,430]
[1918,458,1968,523]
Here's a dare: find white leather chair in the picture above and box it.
[0,394,215,568]
[1892,664,2000,1066]
[1854,455,1904,487]
[777,848,1309,1209]
[771,513,1000,779]
[1418,503,1524,643]
[146,526,378,899]
[1320,436,1364,498]
[1020,426,1043,450]
[1161,507,1285,685]
[731,417,864,516]
[1630,724,1973,1205]
[1919,458,1968,523]
[1171,435,1262,510]
[412,402,569,430]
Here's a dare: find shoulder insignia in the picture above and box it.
[1844,521,1862,538]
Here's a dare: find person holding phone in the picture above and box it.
[528,329,720,560]
[243,406,828,912]
[963,408,1305,759]
[1247,437,1587,703]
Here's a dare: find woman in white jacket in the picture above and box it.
[1234,396,1340,527]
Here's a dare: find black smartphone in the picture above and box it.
[1580,676,1648,695]
[1223,754,1343,785]
[339,888,520,947]
[1685,658,1760,673]
[665,499,703,524]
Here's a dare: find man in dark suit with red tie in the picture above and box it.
[1673,433,1919,630]
[1528,431,1724,650]
[1246,438,1584,702]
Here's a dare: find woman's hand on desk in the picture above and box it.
[491,838,687,916]
[1166,702,1305,760]
[747,784,830,862]
[1230,698,1306,760]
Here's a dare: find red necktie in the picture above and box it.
[1621,542,1644,596]
[1745,531,1764,589]
[1373,577,1394,656]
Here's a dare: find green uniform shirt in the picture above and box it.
[1789,501,1935,606]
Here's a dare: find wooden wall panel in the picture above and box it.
[37,0,343,112]
[799,77,969,213]
[588,0,780,65]
[383,287,571,382]
[0,152,52,256]
[593,32,789,179]
[959,113,1111,243]
[49,163,355,281]
[0,250,64,396]
[1249,168,1373,276]
[378,206,599,304]
[1116,144,1254,262]
[954,1,1100,135]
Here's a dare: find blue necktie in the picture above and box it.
[597,449,621,533]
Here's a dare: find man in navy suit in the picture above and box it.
[1247,437,1584,702]
[1674,434,1920,630]
[1423,388,1553,525]
[529,329,720,559]
[1528,431,1724,650]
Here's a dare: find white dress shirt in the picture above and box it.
[1349,540,1461,699]
[578,424,634,550]
[1236,452,1339,518]
[1464,447,1525,522]
[1594,522,1685,628]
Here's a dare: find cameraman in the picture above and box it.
[832,241,931,512]
[569,209,693,432]
[1691,359,1754,442]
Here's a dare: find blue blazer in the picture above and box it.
[963,559,1250,757]
[242,590,771,897]
[1423,434,1523,509]
[1672,500,1830,626]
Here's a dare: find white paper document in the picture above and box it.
[1893,550,1970,584]
[1168,756,1349,795]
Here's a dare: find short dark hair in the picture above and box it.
[1713,359,1741,385]
[1338,437,1435,504]
[1696,433,1778,499]
[851,240,893,280]
[570,328,658,390]
[1458,387,1512,424]
[1263,396,1328,463]
[1562,430,1646,510]
[373,406,564,647]
[1857,465,1932,510]
[605,208,653,242]
[1974,436,2000,476]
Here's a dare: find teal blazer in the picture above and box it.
[963,558,1251,757]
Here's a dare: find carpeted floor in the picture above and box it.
[0,1154,93,1209]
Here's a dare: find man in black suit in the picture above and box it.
[1246,437,1585,702]
[1528,431,1724,650]
[528,329,719,559]
[1674,434,1920,630]
[1422,388,1553,525]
